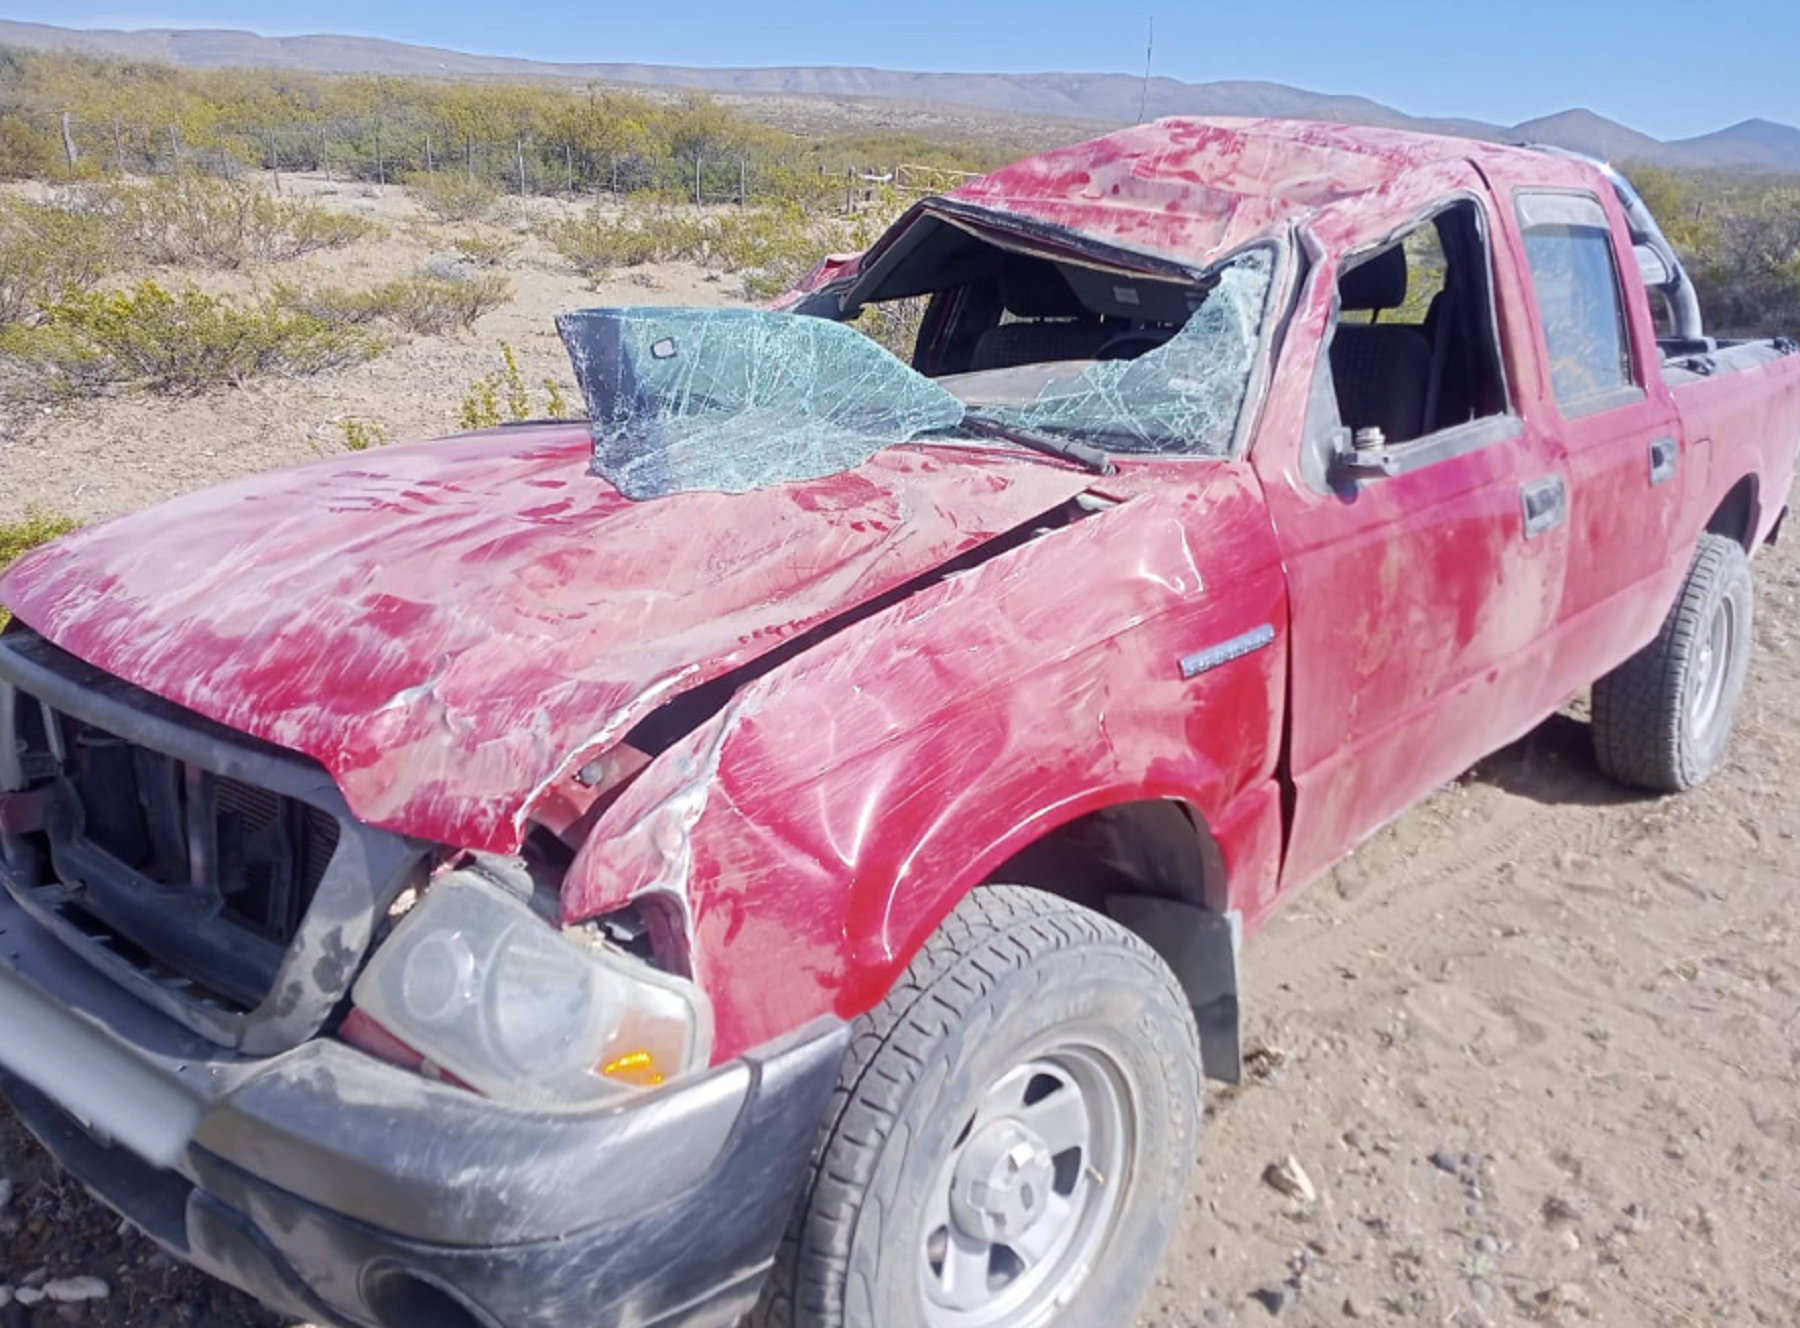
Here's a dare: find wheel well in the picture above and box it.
[1707,475,1761,552]
[982,799,1242,1082]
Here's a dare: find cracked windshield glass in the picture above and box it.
[558,248,1272,498]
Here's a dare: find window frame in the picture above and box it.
[1304,192,1523,488]
[1511,187,1646,420]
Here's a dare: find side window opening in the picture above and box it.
[1327,200,1509,448]
[1515,191,1637,410]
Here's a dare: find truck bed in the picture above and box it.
[1663,338,1800,547]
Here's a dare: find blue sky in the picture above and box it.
[17,0,1800,141]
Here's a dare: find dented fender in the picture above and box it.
[562,464,1288,1060]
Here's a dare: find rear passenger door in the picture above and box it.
[1497,181,1688,685]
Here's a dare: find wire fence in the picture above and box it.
[28,109,986,211]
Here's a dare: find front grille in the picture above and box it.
[63,721,341,950]
[0,627,427,1052]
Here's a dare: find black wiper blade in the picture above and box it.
[961,413,1115,476]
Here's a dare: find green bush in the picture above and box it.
[303,268,512,335]
[0,280,383,397]
[0,118,58,182]
[550,211,685,281]
[0,195,115,327]
[406,170,502,223]
[92,175,380,270]
[338,417,389,451]
[451,231,519,267]
[459,343,575,429]
[703,205,822,298]
[549,203,861,295]
[0,506,81,629]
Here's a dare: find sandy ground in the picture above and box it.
[1,179,1797,1327]
[0,175,740,525]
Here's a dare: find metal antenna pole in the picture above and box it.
[1139,16,1154,122]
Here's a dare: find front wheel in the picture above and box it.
[752,885,1201,1328]
[1591,532,1755,792]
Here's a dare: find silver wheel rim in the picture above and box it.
[919,1047,1133,1328]
[1689,594,1737,741]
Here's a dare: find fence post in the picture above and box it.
[112,115,124,174]
[169,124,180,171]
[375,122,385,187]
[844,166,853,214]
[464,133,473,183]
[611,158,619,201]
[61,112,78,172]
[425,134,434,173]
[694,157,702,207]
[738,156,747,207]
[320,127,330,182]
[565,142,574,198]
[517,136,527,195]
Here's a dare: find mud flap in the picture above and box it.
[1105,894,1242,1084]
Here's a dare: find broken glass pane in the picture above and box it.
[976,248,1274,456]
[558,307,965,500]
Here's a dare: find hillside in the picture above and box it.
[2,18,1798,172]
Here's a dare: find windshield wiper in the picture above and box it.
[961,413,1115,476]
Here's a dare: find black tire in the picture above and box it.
[751,885,1201,1328]
[1591,532,1755,792]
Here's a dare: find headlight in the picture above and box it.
[351,871,711,1107]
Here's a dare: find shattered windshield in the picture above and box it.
[971,248,1273,455]
[558,307,964,500]
[557,248,1273,499]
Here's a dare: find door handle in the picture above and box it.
[1521,475,1568,539]
[1649,435,1679,487]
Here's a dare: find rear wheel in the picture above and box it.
[752,885,1201,1328]
[1591,532,1755,792]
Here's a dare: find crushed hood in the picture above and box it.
[0,425,1094,852]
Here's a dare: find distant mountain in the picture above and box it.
[1667,119,1800,172]
[3,19,1797,174]
[1509,109,1668,165]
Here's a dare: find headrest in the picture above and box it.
[1000,257,1088,319]
[1338,245,1409,312]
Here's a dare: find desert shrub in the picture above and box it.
[550,204,835,293]
[0,506,80,628]
[0,280,382,397]
[406,170,501,223]
[0,195,115,327]
[372,270,510,334]
[710,205,838,299]
[1691,190,1800,338]
[92,175,380,269]
[452,231,519,267]
[852,297,929,362]
[550,211,679,280]
[459,343,576,429]
[303,267,512,335]
[0,118,58,182]
[338,418,389,451]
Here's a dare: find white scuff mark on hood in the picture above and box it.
[508,663,705,843]
[605,689,765,958]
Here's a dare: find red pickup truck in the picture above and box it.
[1,118,1797,1328]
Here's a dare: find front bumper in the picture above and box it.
[0,889,847,1328]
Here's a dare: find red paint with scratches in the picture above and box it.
[5,118,1799,1065]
